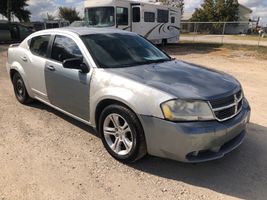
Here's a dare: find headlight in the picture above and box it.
[161,99,214,121]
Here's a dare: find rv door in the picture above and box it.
[131,5,141,33]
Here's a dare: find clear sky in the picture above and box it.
[27,0,267,25]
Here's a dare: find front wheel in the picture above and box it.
[99,104,147,163]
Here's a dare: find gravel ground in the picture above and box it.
[0,44,267,200]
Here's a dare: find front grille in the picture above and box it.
[209,90,243,121]
[210,95,235,109]
[214,106,236,120]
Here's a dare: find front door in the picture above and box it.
[45,35,90,121]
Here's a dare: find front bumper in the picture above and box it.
[139,99,251,162]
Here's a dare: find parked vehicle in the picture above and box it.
[6,27,251,163]
[259,28,266,38]
[32,22,45,31]
[0,21,33,42]
[84,0,181,44]
[70,21,91,27]
[44,20,70,29]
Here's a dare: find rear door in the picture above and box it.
[24,34,51,101]
[45,34,91,121]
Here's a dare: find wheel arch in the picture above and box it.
[9,63,34,98]
[94,98,140,131]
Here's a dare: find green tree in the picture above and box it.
[58,7,81,23]
[159,0,185,14]
[191,0,239,22]
[0,0,30,22]
[191,0,215,22]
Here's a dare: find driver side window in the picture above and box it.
[51,35,83,63]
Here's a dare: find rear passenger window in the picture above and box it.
[30,35,50,57]
[144,12,155,22]
[51,35,82,63]
[157,9,169,23]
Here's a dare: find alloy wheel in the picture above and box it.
[103,113,133,156]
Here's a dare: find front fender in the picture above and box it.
[90,87,150,126]
[89,70,173,127]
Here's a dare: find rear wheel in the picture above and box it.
[99,104,147,163]
[12,72,33,104]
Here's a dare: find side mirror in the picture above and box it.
[63,58,89,74]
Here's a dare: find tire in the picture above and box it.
[99,104,147,163]
[12,72,33,104]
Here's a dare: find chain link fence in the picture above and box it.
[180,22,267,47]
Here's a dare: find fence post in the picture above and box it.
[221,22,226,44]
[258,32,261,47]
[193,22,197,42]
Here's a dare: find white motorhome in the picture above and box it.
[84,0,181,44]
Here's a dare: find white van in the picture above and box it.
[84,0,181,44]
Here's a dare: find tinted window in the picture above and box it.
[30,35,50,57]
[0,23,9,30]
[82,33,170,69]
[132,7,140,22]
[46,23,59,29]
[86,7,115,27]
[157,9,169,23]
[116,7,128,25]
[144,12,155,22]
[51,35,82,62]
[171,16,175,23]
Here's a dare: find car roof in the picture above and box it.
[37,27,135,36]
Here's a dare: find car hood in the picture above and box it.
[106,60,240,100]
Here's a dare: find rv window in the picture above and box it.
[171,16,175,23]
[157,9,169,23]
[144,12,155,22]
[86,7,115,27]
[132,7,140,22]
[116,7,128,25]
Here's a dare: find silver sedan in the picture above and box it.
[6,27,251,163]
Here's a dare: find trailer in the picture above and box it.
[84,0,181,44]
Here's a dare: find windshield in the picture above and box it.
[82,33,171,68]
[86,7,115,27]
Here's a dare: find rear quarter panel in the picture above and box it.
[7,44,34,98]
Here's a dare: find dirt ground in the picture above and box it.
[0,43,267,200]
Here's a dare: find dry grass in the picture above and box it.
[163,42,267,60]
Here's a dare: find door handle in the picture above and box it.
[47,65,55,71]
[21,56,28,62]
